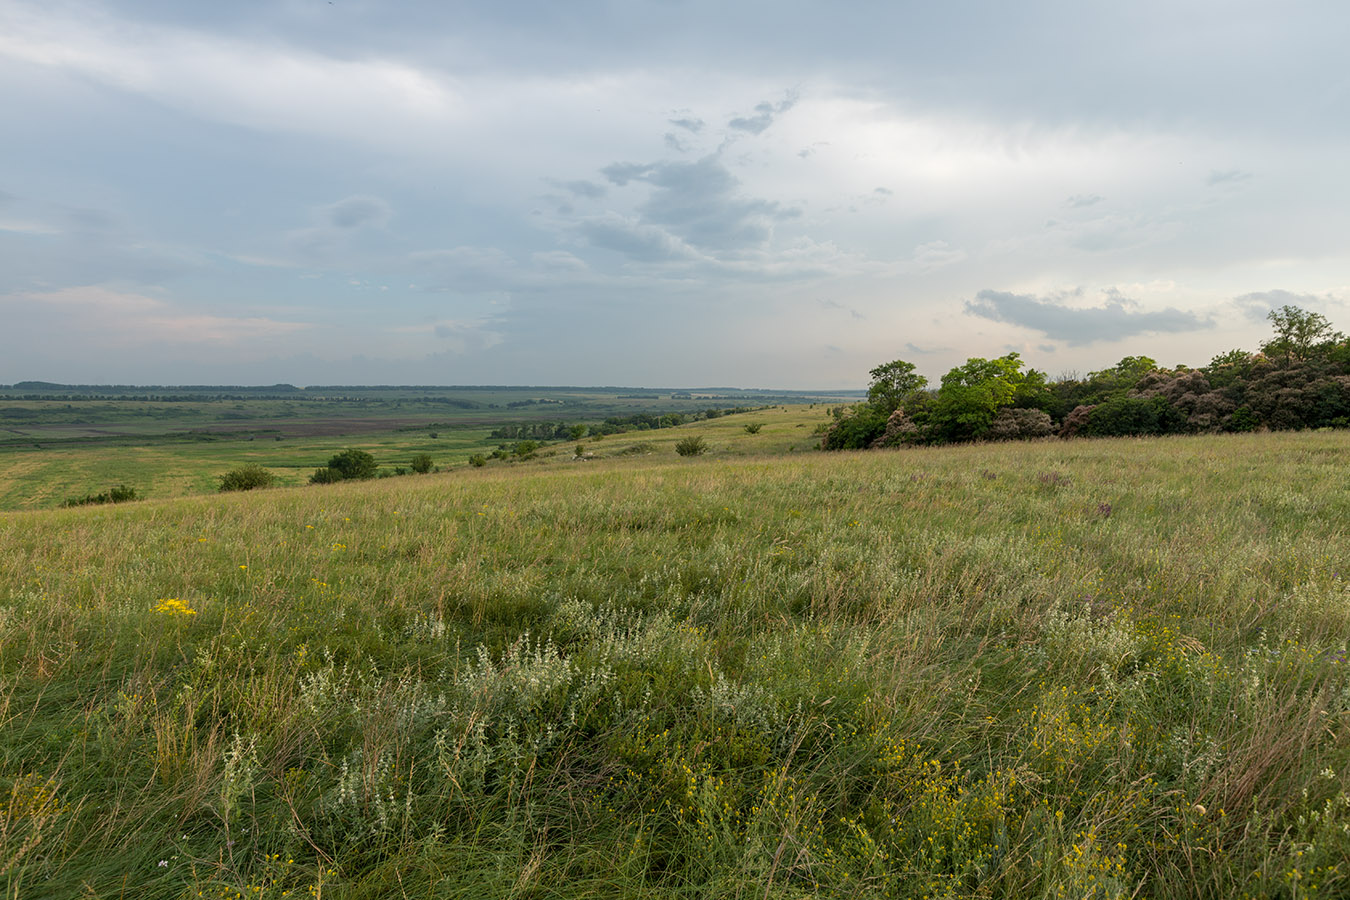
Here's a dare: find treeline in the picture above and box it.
[823,304,1350,449]
[489,407,756,441]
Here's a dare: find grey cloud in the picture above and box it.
[576,214,697,262]
[598,154,792,253]
[1066,194,1103,208]
[965,289,1212,345]
[818,298,865,320]
[407,246,517,291]
[663,132,687,152]
[873,187,893,196]
[727,95,797,135]
[323,195,391,229]
[1207,169,1252,187]
[904,342,949,356]
[668,117,704,133]
[1234,289,1325,322]
[530,250,588,272]
[600,162,654,187]
[560,179,606,199]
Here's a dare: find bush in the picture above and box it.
[1079,396,1188,437]
[410,453,434,474]
[310,448,378,483]
[468,454,487,467]
[986,408,1054,441]
[819,404,889,450]
[218,464,276,492]
[61,485,139,507]
[675,435,708,456]
[744,423,763,434]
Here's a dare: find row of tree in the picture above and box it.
[488,407,756,441]
[822,305,1350,449]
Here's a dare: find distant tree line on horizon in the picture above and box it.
[822,304,1350,450]
[489,406,758,442]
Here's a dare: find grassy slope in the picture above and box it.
[2,430,1349,898]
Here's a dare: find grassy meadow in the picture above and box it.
[2,428,1350,898]
[0,388,831,510]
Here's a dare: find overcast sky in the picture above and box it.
[3,0,1348,387]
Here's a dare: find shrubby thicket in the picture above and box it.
[823,304,1350,449]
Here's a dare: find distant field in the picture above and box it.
[0,386,849,509]
[1,430,1348,898]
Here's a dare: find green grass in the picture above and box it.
[2,430,1349,898]
[0,392,830,510]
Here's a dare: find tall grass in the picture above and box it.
[1,431,1348,898]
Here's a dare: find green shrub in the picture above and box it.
[410,453,434,474]
[327,448,378,479]
[1080,396,1188,437]
[513,440,539,459]
[819,404,889,450]
[60,485,139,507]
[744,423,763,434]
[310,448,378,484]
[468,454,487,467]
[675,435,708,456]
[217,464,276,492]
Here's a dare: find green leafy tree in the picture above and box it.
[409,453,434,474]
[928,353,1035,442]
[1261,305,1344,364]
[312,449,377,483]
[1204,349,1256,389]
[867,359,928,413]
[819,405,890,450]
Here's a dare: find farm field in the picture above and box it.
[0,387,844,510]
[2,430,1349,898]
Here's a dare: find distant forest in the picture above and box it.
[823,304,1350,449]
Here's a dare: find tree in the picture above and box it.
[867,359,928,413]
[927,353,1033,442]
[322,449,377,481]
[410,453,434,474]
[1261,305,1344,364]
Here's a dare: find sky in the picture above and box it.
[2,0,1349,388]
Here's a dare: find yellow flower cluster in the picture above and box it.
[154,597,197,616]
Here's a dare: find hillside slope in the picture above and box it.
[2,432,1349,898]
